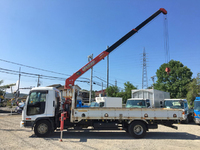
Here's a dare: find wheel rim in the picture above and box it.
[133,125,143,135]
[37,123,48,134]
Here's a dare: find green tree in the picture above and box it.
[122,81,137,103]
[187,73,200,106]
[106,85,119,97]
[154,60,192,98]
[116,90,125,103]
[106,82,137,103]
[116,82,137,103]
[147,85,153,89]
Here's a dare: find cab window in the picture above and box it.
[27,91,48,116]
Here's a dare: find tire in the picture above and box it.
[128,121,146,138]
[34,120,51,137]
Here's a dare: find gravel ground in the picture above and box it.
[0,107,200,150]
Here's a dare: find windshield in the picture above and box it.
[90,102,99,107]
[28,91,47,104]
[194,101,200,111]
[164,100,184,109]
[126,100,146,108]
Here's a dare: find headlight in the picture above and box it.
[20,121,24,127]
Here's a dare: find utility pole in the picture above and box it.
[17,67,21,97]
[115,80,117,87]
[88,54,93,103]
[37,75,40,87]
[102,82,103,96]
[107,46,109,89]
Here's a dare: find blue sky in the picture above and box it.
[0,0,200,94]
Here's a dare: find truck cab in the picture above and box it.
[21,87,61,135]
[163,99,189,123]
[126,98,150,108]
[194,97,200,124]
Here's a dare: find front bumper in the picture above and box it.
[20,120,34,128]
[194,118,200,124]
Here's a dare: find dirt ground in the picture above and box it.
[0,107,200,150]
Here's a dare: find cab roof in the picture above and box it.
[31,87,60,92]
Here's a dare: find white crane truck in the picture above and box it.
[20,8,186,139]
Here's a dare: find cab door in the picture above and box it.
[26,90,48,116]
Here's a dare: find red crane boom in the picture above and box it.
[65,8,167,90]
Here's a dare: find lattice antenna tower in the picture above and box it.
[142,48,148,89]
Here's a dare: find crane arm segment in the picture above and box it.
[65,8,167,89]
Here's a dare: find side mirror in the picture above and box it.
[160,101,163,104]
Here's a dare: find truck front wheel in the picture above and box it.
[34,120,51,137]
[128,121,146,138]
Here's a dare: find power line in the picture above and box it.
[0,59,70,75]
[0,58,142,88]
[0,67,86,82]
[0,58,89,80]
[94,76,124,90]
[0,67,105,88]
[0,70,40,81]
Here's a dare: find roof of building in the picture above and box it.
[95,89,106,93]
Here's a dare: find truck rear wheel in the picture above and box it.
[34,120,51,137]
[128,121,146,138]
